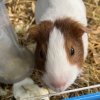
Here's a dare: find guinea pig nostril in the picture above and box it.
[51,82,66,88]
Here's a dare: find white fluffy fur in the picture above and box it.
[82,33,88,59]
[43,28,80,91]
[35,0,87,26]
[13,78,49,100]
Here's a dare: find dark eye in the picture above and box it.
[40,49,45,59]
[70,48,75,56]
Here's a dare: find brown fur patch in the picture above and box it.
[55,18,88,38]
[27,21,53,42]
[65,36,84,67]
[32,21,54,72]
[55,18,86,67]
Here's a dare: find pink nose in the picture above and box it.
[51,81,66,88]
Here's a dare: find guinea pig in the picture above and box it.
[27,0,88,92]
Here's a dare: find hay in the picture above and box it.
[0,0,100,100]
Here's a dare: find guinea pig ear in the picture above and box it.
[55,18,89,38]
[25,21,53,42]
[25,25,39,42]
[72,23,89,38]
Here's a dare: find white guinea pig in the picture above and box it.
[27,0,88,92]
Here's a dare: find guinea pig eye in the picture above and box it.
[70,48,75,56]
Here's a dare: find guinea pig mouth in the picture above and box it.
[42,77,70,92]
[42,68,81,92]
[42,75,69,92]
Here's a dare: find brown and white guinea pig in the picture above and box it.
[27,0,88,92]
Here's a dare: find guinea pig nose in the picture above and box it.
[51,81,66,88]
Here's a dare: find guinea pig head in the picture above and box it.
[28,18,88,92]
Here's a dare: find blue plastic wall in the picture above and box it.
[63,92,100,100]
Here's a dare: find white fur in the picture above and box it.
[13,78,34,100]
[35,0,87,26]
[43,28,80,91]
[13,78,49,100]
[35,0,88,91]
[82,33,88,59]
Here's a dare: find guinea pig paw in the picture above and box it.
[13,77,49,100]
